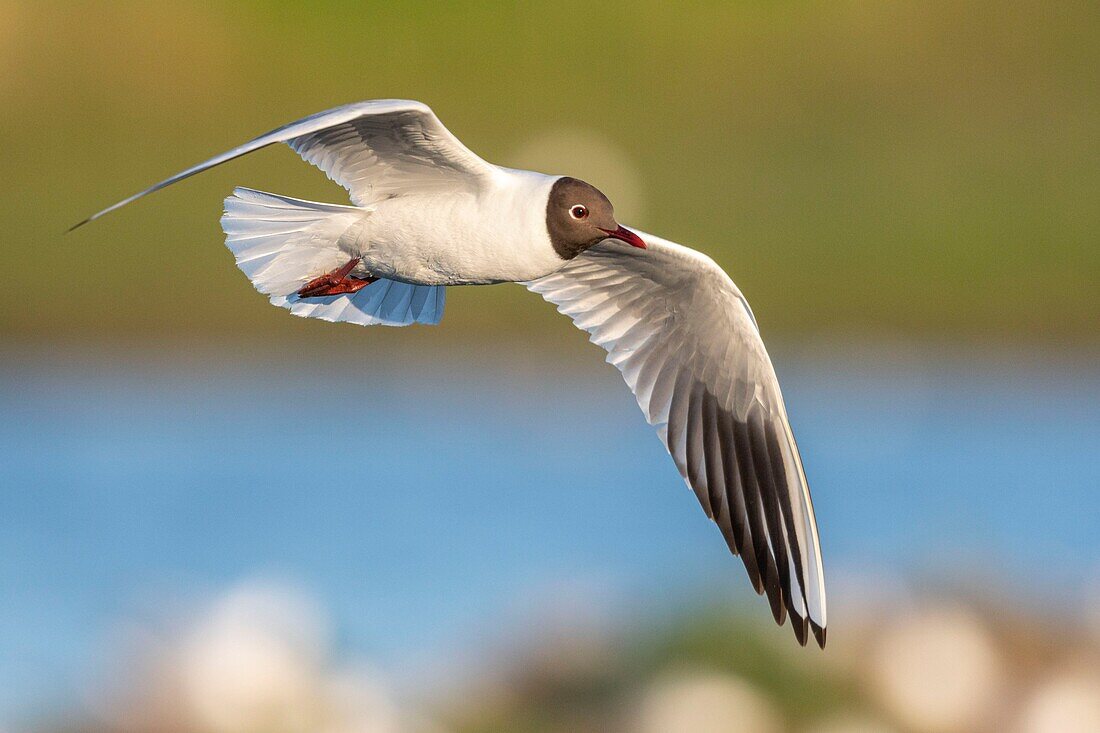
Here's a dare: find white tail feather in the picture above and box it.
[221,187,445,327]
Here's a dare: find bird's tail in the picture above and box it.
[220,187,445,327]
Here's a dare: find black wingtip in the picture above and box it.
[810,621,826,649]
[768,586,787,626]
[749,572,765,596]
[791,612,809,647]
[66,217,92,234]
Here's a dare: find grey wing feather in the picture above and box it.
[526,233,827,647]
[72,99,496,229]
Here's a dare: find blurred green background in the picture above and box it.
[4,0,1097,346]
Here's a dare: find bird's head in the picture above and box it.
[545,176,646,260]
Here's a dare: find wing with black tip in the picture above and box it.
[527,233,827,647]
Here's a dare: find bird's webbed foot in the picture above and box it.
[296,258,377,298]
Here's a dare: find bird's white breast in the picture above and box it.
[353,169,565,286]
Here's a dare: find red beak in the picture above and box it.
[599,225,647,249]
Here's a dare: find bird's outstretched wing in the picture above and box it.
[526,233,827,647]
[72,99,498,229]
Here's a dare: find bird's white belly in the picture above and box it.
[351,193,563,286]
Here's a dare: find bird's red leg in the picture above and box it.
[297,257,377,298]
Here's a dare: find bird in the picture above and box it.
[73,99,827,648]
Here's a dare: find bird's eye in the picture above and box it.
[570,205,589,219]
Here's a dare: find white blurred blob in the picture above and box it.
[508,128,646,223]
[868,606,1003,733]
[88,580,442,733]
[804,715,899,733]
[1014,667,1100,733]
[630,671,783,733]
[179,583,327,733]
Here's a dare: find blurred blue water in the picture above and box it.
[0,348,1097,722]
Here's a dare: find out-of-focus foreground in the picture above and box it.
[31,579,1100,733]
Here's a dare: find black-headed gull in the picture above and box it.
[75,99,827,647]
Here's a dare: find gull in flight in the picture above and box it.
[74,99,827,647]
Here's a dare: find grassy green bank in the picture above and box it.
[3,1,1096,344]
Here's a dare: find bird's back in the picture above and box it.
[358,168,564,286]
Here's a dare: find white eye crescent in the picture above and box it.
[569,205,589,220]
